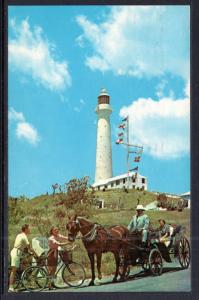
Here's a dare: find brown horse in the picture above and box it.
[66,216,129,286]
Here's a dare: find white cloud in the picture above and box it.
[9,19,71,91]
[80,98,85,105]
[85,55,109,72]
[156,79,168,98]
[184,80,190,98]
[9,107,40,145]
[74,106,81,113]
[76,6,190,79]
[9,107,25,122]
[119,85,190,159]
[16,122,40,145]
[73,99,86,112]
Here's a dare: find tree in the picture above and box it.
[64,177,96,215]
[64,176,89,206]
[52,183,59,195]
[157,193,167,208]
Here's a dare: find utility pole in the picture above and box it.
[126,116,130,189]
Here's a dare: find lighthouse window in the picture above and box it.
[123,178,126,184]
[98,96,109,104]
[116,180,120,186]
[142,178,145,184]
[132,177,136,183]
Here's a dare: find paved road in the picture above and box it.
[48,262,191,293]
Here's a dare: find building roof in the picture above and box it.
[180,191,190,197]
[99,88,109,97]
[93,172,147,187]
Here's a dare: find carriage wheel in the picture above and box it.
[178,237,191,269]
[148,249,163,276]
[118,249,130,279]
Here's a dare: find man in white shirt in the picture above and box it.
[8,224,36,292]
[128,204,150,247]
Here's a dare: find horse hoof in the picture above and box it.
[98,275,102,280]
[112,278,117,283]
[88,281,95,286]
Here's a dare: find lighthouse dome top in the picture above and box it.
[99,88,109,96]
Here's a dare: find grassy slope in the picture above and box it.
[8,189,190,277]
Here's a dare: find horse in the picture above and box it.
[66,215,129,286]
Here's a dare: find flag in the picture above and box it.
[118,123,126,129]
[118,132,124,137]
[130,166,138,171]
[136,148,143,155]
[122,116,128,122]
[134,156,141,162]
[116,138,123,144]
[128,150,137,154]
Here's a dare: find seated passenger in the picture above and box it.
[158,219,170,244]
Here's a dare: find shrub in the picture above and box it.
[31,208,52,237]
[54,207,66,219]
[63,177,96,209]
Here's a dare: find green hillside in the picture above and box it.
[8,189,190,277]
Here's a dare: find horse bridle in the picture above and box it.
[68,218,99,242]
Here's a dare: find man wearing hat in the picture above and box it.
[128,204,149,247]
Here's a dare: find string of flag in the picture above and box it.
[116,115,143,176]
[116,117,127,144]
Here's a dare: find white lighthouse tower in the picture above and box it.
[95,88,113,183]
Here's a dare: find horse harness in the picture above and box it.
[74,218,123,243]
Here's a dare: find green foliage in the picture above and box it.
[157,193,167,208]
[157,193,186,212]
[31,208,52,237]
[8,189,190,278]
[8,196,27,224]
[64,176,96,211]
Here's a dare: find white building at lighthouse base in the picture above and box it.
[93,171,147,191]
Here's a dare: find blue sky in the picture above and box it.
[8,5,190,198]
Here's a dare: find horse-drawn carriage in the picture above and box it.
[119,228,191,278]
[66,216,190,286]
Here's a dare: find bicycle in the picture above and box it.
[8,252,47,292]
[22,244,86,291]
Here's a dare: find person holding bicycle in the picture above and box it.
[47,226,70,289]
[8,224,37,292]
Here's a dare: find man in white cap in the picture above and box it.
[128,204,149,247]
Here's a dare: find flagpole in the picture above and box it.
[116,115,144,190]
[127,115,130,189]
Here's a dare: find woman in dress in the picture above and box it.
[47,226,69,289]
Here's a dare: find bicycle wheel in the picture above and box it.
[53,264,68,289]
[8,268,21,290]
[21,266,48,292]
[62,262,86,287]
